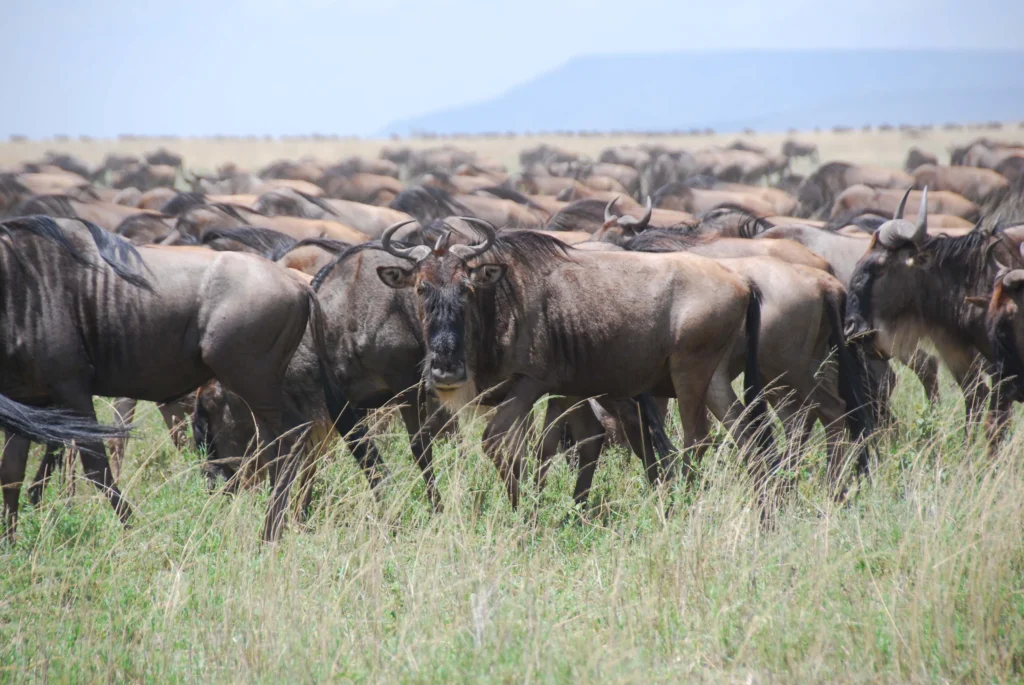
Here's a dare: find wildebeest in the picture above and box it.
[844,188,1023,436]
[619,234,873,487]
[14,193,164,233]
[372,218,773,503]
[0,215,338,541]
[911,164,1010,204]
[797,162,914,219]
[782,140,819,164]
[904,148,938,173]
[831,185,980,223]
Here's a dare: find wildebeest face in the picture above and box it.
[375,218,506,392]
[845,187,933,354]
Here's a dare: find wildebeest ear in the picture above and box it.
[469,263,507,287]
[376,265,416,289]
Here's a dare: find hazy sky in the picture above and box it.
[2,0,1022,137]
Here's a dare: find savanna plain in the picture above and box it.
[2,128,1024,683]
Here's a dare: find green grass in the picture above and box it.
[2,371,1024,683]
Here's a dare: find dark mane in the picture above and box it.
[15,194,78,219]
[699,204,772,238]
[918,228,1005,331]
[388,186,473,223]
[311,242,387,291]
[202,227,297,258]
[546,199,606,232]
[475,186,546,212]
[159,192,207,216]
[652,182,692,207]
[797,162,853,219]
[622,227,718,252]
[272,236,350,262]
[826,208,888,232]
[0,215,152,290]
[79,219,154,290]
[114,213,172,239]
[469,231,573,380]
[988,287,1024,401]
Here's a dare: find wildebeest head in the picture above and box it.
[984,250,1024,401]
[375,218,507,397]
[593,196,653,244]
[844,187,931,350]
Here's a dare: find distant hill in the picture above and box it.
[381,51,1024,135]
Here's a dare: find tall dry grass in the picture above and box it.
[2,369,1023,683]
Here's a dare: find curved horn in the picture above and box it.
[893,186,913,220]
[1004,270,1024,289]
[628,196,653,230]
[449,217,497,260]
[380,219,420,261]
[433,229,452,253]
[604,197,619,223]
[911,186,928,243]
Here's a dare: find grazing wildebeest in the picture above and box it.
[844,188,1023,438]
[797,162,914,219]
[0,215,337,541]
[904,148,938,173]
[372,218,774,503]
[653,183,778,217]
[782,140,819,164]
[911,164,1010,204]
[831,185,980,223]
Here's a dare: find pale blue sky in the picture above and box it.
[2,0,1022,137]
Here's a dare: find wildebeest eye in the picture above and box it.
[415,282,427,295]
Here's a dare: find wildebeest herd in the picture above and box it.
[2,134,1023,542]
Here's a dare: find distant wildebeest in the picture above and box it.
[797,162,914,219]
[254,187,414,238]
[173,202,370,244]
[904,148,938,173]
[14,193,166,233]
[653,182,778,217]
[781,140,819,164]
[830,185,980,223]
[0,215,339,542]
[911,164,1010,204]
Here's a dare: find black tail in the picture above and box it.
[741,283,775,457]
[0,393,128,444]
[637,393,674,461]
[824,288,875,475]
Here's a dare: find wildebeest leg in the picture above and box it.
[157,397,192,450]
[984,387,1015,454]
[1,435,31,539]
[669,356,717,483]
[566,400,606,508]
[28,441,65,505]
[60,394,132,525]
[261,410,307,543]
[596,398,664,488]
[904,350,941,403]
[536,398,572,494]
[398,398,444,513]
[481,377,546,509]
[107,397,137,482]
